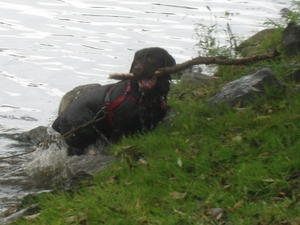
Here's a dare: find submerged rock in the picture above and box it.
[14,126,48,146]
[208,68,282,108]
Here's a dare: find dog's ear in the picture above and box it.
[164,53,176,67]
[129,60,135,73]
[129,50,141,73]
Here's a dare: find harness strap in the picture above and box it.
[105,80,166,126]
[105,80,131,126]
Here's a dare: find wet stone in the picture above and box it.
[208,68,282,108]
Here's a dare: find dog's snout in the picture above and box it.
[133,64,144,75]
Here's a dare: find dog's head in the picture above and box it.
[129,47,176,91]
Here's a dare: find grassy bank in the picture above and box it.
[13,6,300,225]
[13,66,300,224]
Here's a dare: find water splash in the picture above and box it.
[23,142,70,189]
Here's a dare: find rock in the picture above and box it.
[174,65,203,79]
[282,22,300,55]
[180,72,219,86]
[281,68,300,83]
[280,8,292,19]
[15,126,48,145]
[236,28,279,56]
[208,68,282,108]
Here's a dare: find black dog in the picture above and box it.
[52,47,176,154]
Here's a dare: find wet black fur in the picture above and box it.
[52,47,176,154]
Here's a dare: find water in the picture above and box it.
[0,0,291,215]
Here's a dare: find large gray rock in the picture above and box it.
[209,68,282,108]
[282,22,300,55]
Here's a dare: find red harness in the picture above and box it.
[104,80,166,126]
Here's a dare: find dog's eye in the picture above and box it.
[147,56,156,62]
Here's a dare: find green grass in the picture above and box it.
[13,72,300,224]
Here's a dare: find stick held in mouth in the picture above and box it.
[109,50,280,80]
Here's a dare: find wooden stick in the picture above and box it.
[109,73,134,80]
[109,50,280,80]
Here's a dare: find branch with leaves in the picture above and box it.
[109,50,280,80]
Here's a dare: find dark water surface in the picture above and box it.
[0,0,291,215]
